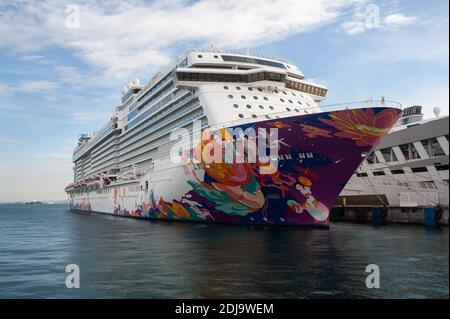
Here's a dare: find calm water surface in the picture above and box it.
[0,203,448,298]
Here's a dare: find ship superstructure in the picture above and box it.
[65,48,402,226]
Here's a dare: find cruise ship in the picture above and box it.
[65,48,402,227]
[338,105,449,223]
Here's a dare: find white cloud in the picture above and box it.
[0,80,59,95]
[17,80,60,93]
[384,13,416,28]
[0,0,363,79]
[341,21,366,35]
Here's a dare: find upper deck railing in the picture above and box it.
[319,99,402,111]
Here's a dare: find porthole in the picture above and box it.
[292,92,296,96]
[253,96,258,100]
[286,107,291,111]
[304,110,309,114]
[282,91,287,95]
[257,88,263,92]
[233,104,239,108]
[269,106,274,110]
[259,105,264,109]
[241,95,246,99]
[228,94,234,99]
[246,104,252,109]
[274,89,279,94]
[224,85,229,90]
[288,99,293,104]
[198,54,203,58]
[298,101,303,105]
[295,108,299,112]
[252,114,257,118]
[238,114,244,118]
[280,98,285,102]
[265,115,271,119]
[213,55,218,58]
[236,86,241,90]
[263,97,268,101]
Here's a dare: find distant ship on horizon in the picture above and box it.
[65,48,402,227]
[25,200,42,205]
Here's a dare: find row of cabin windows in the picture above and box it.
[356,163,449,178]
[227,93,310,107]
[366,138,446,164]
[232,103,309,114]
[177,71,284,83]
[224,85,302,97]
[285,80,327,97]
[177,71,323,97]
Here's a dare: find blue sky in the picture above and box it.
[0,0,448,201]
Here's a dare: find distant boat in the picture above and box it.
[47,201,55,205]
[25,200,42,204]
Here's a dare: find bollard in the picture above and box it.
[372,207,382,225]
[424,206,437,227]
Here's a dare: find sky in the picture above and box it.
[0,0,448,202]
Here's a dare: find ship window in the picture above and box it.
[248,87,253,91]
[236,86,241,90]
[304,110,309,114]
[252,114,257,118]
[288,99,293,104]
[391,169,404,175]
[233,104,239,108]
[286,107,291,111]
[263,97,268,101]
[298,101,303,105]
[259,105,264,109]
[224,85,229,90]
[411,167,428,173]
[282,91,287,95]
[241,95,246,99]
[421,137,445,157]
[357,173,368,177]
[295,108,299,112]
[292,92,297,96]
[274,89,279,94]
[435,164,449,171]
[269,106,274,110]
[238,114,244,118]
[419,181,437,189]
[380,148,398,162]
[280,98,285,102]
[373,171,385,176]
[366,152,378,164]
[246,104,252,109]
[399,143,420,160]
[265,115,271,119]
[213,55,218,58]
[228,94,234,99]
[198,55,203,58]
[258,88,263,92]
